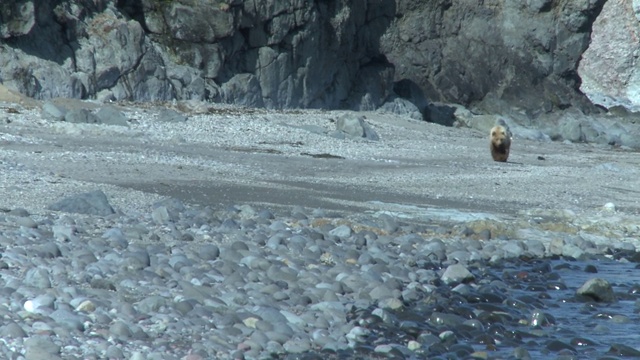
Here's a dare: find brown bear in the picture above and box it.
[490,119,512,162]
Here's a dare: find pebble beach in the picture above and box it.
[0,96,640,359]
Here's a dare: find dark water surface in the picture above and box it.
[527,258,640,359]
[307,257,640,360]
[468,257,640,359]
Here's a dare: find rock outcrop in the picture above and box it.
[0,0,396,111]
[382,0,606,119]
[0,0,611,118]
[578,0,640,112]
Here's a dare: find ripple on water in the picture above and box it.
[299,257,640,359]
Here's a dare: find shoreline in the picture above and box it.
[0,98,639,358]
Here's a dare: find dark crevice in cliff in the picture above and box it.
[116,0,150,33]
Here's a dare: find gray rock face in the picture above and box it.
[579,0,640,111]
[0,0,613,118]
[221,74,264,108]
[378,97,422,120]
[0,0,396,111]
[381,0,605,117]
[0,1,35,38]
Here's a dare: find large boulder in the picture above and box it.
[380,0,606,118]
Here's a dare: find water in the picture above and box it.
[290,257,640,360]
[493,257,640,359]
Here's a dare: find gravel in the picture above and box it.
[0,98,639,358]
[0,194,636,359]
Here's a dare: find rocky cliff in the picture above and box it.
[0,0,396,111]
[0,0,610,118]
[578,0,640,112]
[384,0,606,118]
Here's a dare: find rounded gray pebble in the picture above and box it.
[1,321,27,338]
[329,224,352,238]
[13,216,38,228]
[109,321,133,340]
[24,268,52,289]
[34,243,62,258]
[24,336,61,359]
[136,296,167,313]
[197,244,220,260]
[283,338,312,353]
[441,264,474,285]
[50,309,87,332]
[106,345,125,359]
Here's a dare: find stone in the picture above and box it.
[328,224,352,238]
[221,73,264,108]
[336,113,379,140]
[197,244,220,261]
[608,343,640,357]
[48,190,115,216]
[577,278,616,303]
[75,300,96,313]
[549,238,565,256]
[109,320,133,340]
[152,206,175,225]
[441,264,475,285]
[603,203,616,212]
[156,108,187,123]
[12,216,37,228]
[41,101,67,121]
[64,108,100,124]
[283,338,311,353]
[0,321,27,338]
[24,267,51,289]
[24,335,61,360]
[96,106,129,126]
[378,97,423,120]
[50,309,87,332]
[24,294,55,313]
